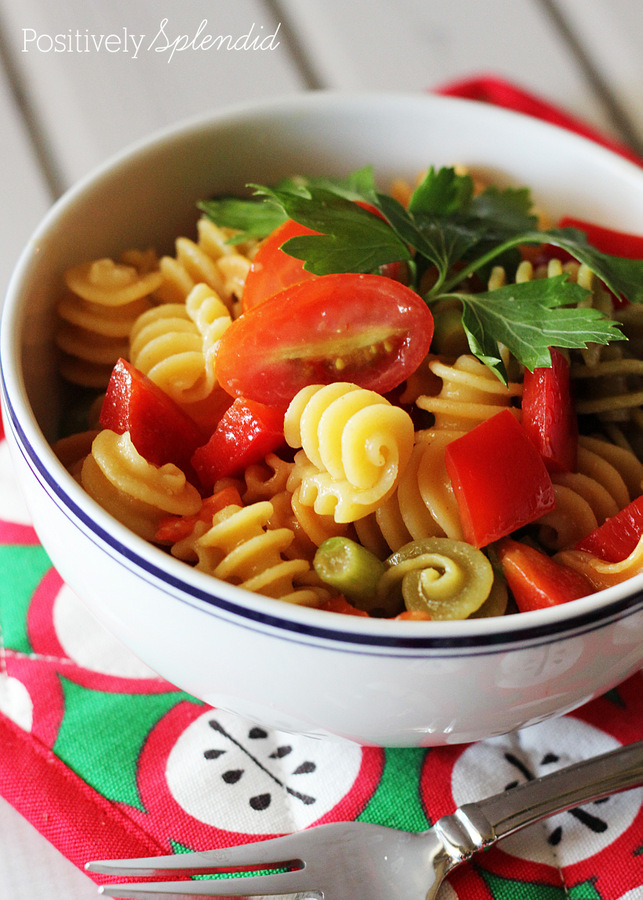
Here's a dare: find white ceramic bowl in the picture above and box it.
[2,92,643,746]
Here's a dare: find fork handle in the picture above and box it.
[437,739,643,857]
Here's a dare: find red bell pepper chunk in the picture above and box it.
[497,537,594,612]
[317,595,369,617]
[558,217,643,259]
[444,409,556,548]
[521,348,578,473]
[99,359,206,474]
[575,495,643,562]
[155,485,243,544]
[319,595,368,619]
[191,397,285,490]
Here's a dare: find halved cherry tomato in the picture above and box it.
[522,348,578,473]
[575,495,643,562]
[242,219,318,310]
[191,398,285,489]
[99,358,206,475]
[497,537,593,612]
[215,273,435,409]
[444,409,556,548]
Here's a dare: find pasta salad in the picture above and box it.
[52,165,643,620]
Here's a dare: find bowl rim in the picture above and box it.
[2,89,643,652]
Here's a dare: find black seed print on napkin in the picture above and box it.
[204,718,318,811]
[503,750,610,845]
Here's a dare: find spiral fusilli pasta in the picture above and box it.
[80,430,201,541]
[535,436,643,550]
[153,217,255,313]
[416,355,522,431]
[129,284,232,413]
[556,537,643,591]
[354,432,466,555]
[284,382,414,523]
[173,499,329,606]
[56,256,162,388]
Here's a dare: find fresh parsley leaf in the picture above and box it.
[373,193,458,285]
[468,184,537,234]
[301,166,379,201]
[198,197,286,242]
[256,186,411,275]
[198,168,379,244]
[535,227,643,304]
[443,224,643,304]
[448,275,626,382]
[377,168,538,292]
[408,166,474,217]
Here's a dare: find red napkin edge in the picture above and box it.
[434,74,643,167]
[0,714,167,885]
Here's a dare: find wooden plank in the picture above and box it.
[547,0,643,153]
[0,800,97,900]
[0,56,52,299]
[0,0,307,192]
[275,0,621,136]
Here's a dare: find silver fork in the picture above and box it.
[87,739,643,900]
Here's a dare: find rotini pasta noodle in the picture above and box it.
[579,435,643,499]
[129,284,232,417]
[555,537,643,591]
[153,217,255,311]
[416,355,522,431]
[354,431,465,554]
[56,256,162,387]
[535,436,642,550]
[284,383,414,523]
[130,303,202,391]
[80,430,201,541]
[234,454,326,560]
[571,343,643,457]
[188,500,329,606]
[185,283,233,361]
[240,452,293,503]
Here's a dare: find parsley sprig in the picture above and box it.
[199,166,640,383]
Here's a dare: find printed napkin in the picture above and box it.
[1,80,643,899]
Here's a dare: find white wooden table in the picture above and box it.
[1,1,641,896]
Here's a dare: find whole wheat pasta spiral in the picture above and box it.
[284,382,415,523]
